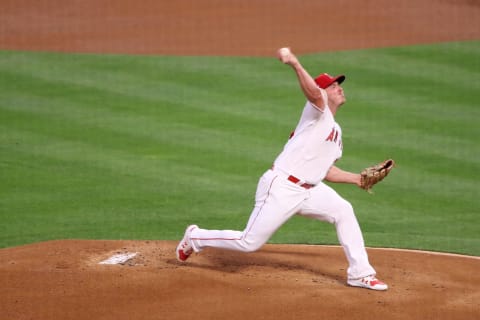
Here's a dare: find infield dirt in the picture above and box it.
[1,1,479,319]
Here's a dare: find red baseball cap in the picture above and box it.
[314,73,346,89]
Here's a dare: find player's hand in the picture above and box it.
[277,47,298,66]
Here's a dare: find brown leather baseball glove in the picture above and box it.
[360,159,395,193]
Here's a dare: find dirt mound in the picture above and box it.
[1,240,479,320]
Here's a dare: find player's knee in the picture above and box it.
[243,244,261,253]
[343,200,354,214]
[336,200,355,222]
[240,235,266,252]
[243,241,264,252]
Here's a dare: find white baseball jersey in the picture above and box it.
[273,100,343,185]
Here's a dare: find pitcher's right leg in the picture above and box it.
[188,170,305,254]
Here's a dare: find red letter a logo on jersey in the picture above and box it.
[325,127,336,142]
[325,126,343,150]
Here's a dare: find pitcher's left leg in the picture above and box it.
[299,182,375,279]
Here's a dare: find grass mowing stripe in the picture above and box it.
[1,124,257,198]
[0,51,295,123]
[0,41,479,255]
[0,59,286,150]
[0,97,281,171]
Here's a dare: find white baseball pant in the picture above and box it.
[189,168,376,279]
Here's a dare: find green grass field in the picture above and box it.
[1,41,479,255]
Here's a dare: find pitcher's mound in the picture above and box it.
[1,240,478,320]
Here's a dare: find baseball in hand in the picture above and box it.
[278,47,291,63]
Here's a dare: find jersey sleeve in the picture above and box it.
[300,101,324,122]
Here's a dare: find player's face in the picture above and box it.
[325,82,346,106]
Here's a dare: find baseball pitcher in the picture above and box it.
[176,47,394,291]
